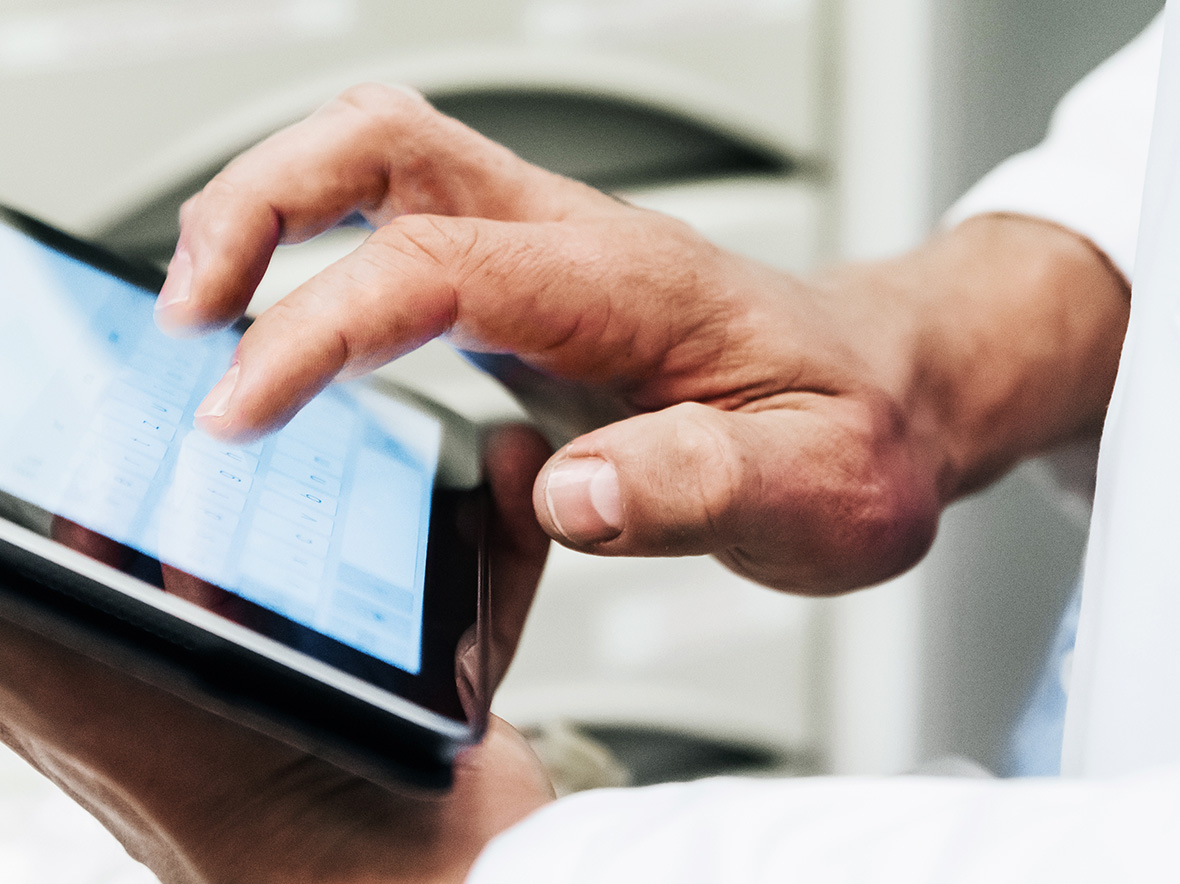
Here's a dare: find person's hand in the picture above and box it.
[0,633,550,884]
[0,424,554,884]
[155,84,1130,593]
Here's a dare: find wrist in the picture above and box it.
[874,214,1130,501]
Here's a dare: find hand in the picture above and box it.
[0,425,554,884]
[156,85,1129,593]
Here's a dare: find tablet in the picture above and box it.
[0,207,489,788]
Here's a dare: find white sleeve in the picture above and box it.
[944,14,1163,282]
[466,767,1180,883]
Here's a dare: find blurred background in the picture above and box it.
[0,0,1165,880]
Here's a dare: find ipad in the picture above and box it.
[0,207,489,788]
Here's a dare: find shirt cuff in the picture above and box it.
[467,767,1180,883]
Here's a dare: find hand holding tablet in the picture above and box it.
[0,207,549,788]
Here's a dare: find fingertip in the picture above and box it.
[157,178,281,335]
[191,363,267,443]
[537,455,623,547]
[191,412,268,445]
[154,243,197,336]
[154,309,220,340]
[194,362,239,421]
[531,405,756,558]
[191,413,238,443]
[153,227,238,338]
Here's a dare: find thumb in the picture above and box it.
[533,401,757,557]
[532,399,941,592]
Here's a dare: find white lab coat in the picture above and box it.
[468,11,1180,882]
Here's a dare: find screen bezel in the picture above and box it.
[0,205,490,738]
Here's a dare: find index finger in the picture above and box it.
[154,83,612,335]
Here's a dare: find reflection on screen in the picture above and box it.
[0,223,440,675]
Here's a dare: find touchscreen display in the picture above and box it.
[0,221,441,676]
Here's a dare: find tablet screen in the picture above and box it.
[0,220,442,677]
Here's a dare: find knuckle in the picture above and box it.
[662,403,745,528]
[817,415,939,587]
[375,214,480,273]
[333,82,432,136]
[336,81,421,113]
[863,476,938,573]
[178,193,198,222]
[194,174,243,209]
[269,294,352,374]
[647,209,701,242]
[190,175,276,245]
[628,206,710,255]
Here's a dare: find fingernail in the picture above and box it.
[195,362,239,421]
[544,457,623,545]
[156,243,193,313]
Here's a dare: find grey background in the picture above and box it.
[919,0,1164,772]
[931,0,1165,214]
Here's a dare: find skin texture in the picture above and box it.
[0,86,1132,882]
